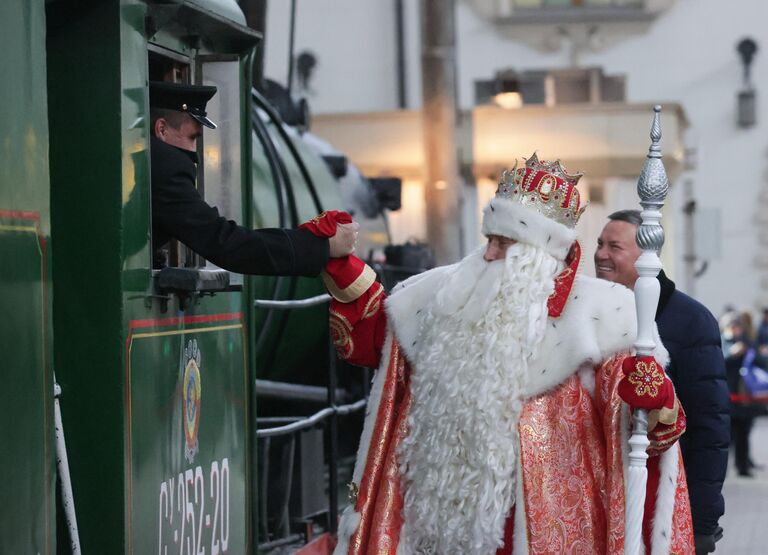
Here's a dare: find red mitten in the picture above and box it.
[299,210,353,237]
[618,355,675,411]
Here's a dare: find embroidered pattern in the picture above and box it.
[307,211,327,225]
[362,283,385,320]
[519,375,608,553]
[349,342,409,554]
[330,310,354,359]
[627,359,665,398]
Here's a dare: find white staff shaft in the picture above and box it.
[625,105,668,555]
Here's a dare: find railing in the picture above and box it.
[253,264,425,552]
[256,400,367,439]
[254,294,367,552]
[370,262,429,292]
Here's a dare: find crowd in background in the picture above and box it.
[719,307,768,477]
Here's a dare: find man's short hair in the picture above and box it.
[608,209,643,227]
[150,108,187,135]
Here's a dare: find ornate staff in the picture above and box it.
[625,105,669,555]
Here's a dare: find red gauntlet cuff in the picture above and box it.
[322,256,377,303]
[329,282,386,366]
[618,355,675,411]
[648,399,687,455]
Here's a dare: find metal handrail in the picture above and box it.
[256,399,366,438]
[370,262,429,275]
[256,379,348,403]
[254,293,331,309]
[253,282,362,543]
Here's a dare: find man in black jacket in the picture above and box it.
[149,81,356,275]
[596,210,730,555]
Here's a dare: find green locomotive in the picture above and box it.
[1,1,394,552]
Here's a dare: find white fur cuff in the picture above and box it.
[482,198,576,261]
[334,507,361,555]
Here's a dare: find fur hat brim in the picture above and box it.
[481,197,576,261]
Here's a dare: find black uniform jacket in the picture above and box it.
[655,270,730,538]
[151,136,329,276]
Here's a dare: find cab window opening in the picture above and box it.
[148,50,201,269]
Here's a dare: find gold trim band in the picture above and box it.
[322,264,377,303]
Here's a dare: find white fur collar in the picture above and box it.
[386,268,669,398]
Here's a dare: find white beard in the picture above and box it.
[397,242,559,555]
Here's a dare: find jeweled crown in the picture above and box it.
[495,153,587,228]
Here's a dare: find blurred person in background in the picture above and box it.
[722,311,763,477]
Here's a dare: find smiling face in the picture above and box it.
[483,234,517,262]
[594,220,641,289]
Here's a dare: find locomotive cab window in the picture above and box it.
[148,50,242,286]
[148,49,197,269]
[198,57,243,279]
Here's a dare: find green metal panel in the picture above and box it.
[48,2,130,552]
[189,0,247,25]
[126,308,248,554]
[0,1,55,553]
[250,123,346,385]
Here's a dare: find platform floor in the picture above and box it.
[716,416,768,554]
[272,418,768,554]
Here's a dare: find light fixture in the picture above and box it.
[736,38,758,128]
[493,70,523,109]
[494,91,523,109]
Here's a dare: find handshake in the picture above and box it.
[301,210,360,258]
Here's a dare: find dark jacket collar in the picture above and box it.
[656,269,676,319]
[150,135,199,164]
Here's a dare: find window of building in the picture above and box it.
[511,0,643,7]
[487,0,670,24]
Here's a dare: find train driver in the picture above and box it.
[149,81,357,275]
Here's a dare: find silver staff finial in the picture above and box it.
[636,106,669,252]
[649,105,662,156]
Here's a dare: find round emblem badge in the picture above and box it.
[182,340,202,463]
